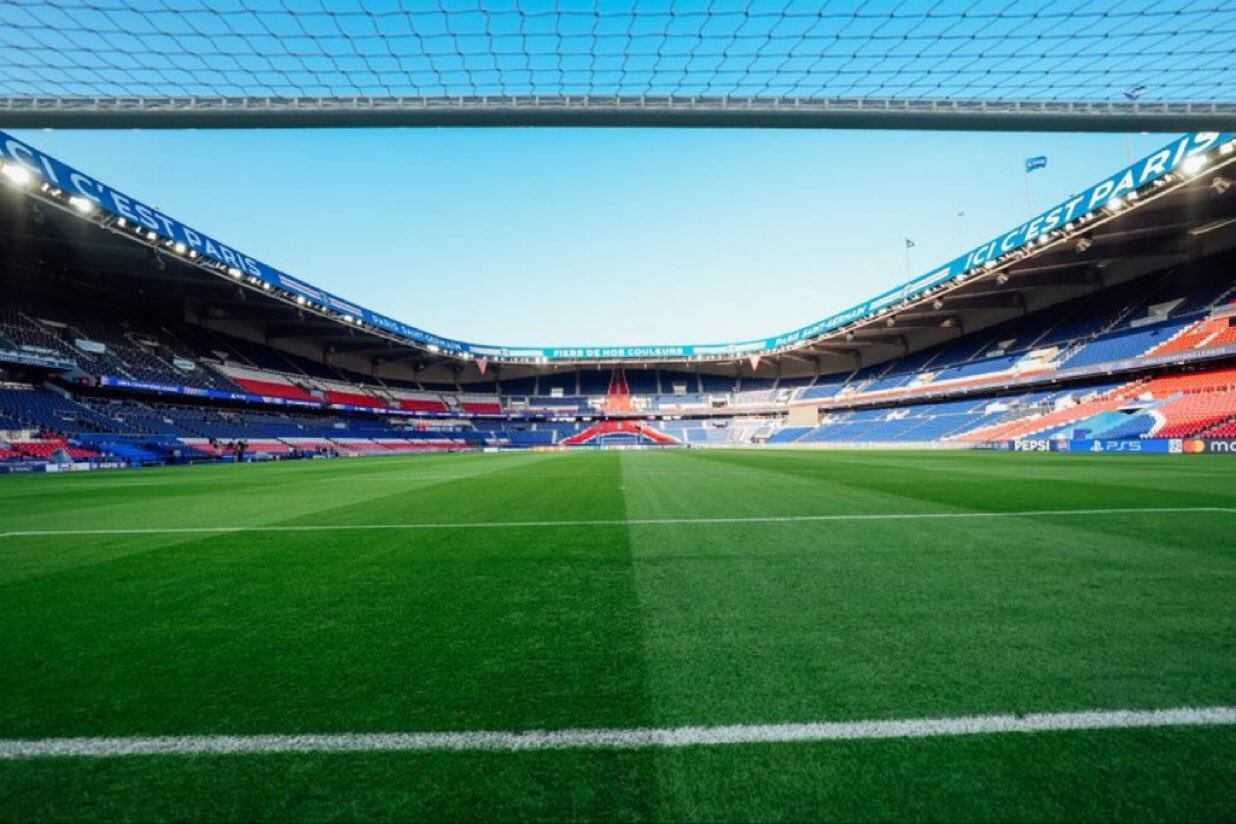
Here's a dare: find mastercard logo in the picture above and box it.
[1184,439,1206,453]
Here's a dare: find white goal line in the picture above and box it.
[2,706,1232,760]
[0,506,1231,539]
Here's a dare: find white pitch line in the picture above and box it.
[2,706,1232,760]
[0,507,1231,539]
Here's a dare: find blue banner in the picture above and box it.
[3,130,1232,361]
[1004,438,1235,454]
[98,376,323,408]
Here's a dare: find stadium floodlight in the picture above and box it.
[0,162,33,187]
[1182,155,1209,176]
[0,3,1233,132]
[68,195,94,214]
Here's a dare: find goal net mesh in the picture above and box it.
[2,1,1232,104]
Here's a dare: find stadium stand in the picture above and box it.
[1,128,1235,468]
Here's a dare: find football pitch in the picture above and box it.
[1,448,1234,822]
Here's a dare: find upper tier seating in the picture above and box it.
[217,364,318,401]
[498,377,537,395]
[396,397,449,413]
[1062,319,1194,369]
[460,400,502,414]
[0,386,119,434]
[1145,312,1236,357]
[323,388,386,408]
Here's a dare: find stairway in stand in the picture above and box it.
[560,370,679,445]
[605,368,634,413]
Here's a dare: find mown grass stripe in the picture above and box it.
[1,506,1231,538]
[3,707,1232,760]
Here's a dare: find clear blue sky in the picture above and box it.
[14,127,1171,347]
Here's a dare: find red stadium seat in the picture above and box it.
[233,377,317,401]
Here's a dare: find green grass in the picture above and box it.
[1,449,1234,821]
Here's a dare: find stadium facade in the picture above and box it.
[2,130,1236,467]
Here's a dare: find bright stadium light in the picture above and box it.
[1182,154,1208,176]
[68,196,95,214]
[1,162,34,187]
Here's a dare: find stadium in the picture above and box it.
[1,3,1235,822]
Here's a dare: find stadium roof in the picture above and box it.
[1,2,1235,131]
[2,128,1236,376]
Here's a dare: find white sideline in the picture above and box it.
[0,506,1232,538]
[2,706,1232,760]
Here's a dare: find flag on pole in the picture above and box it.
[475,356,488,375]
[1025,155,1048,173]
[904,238,915,249]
